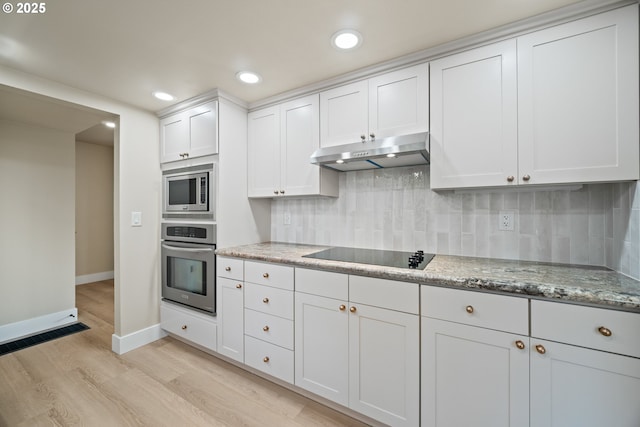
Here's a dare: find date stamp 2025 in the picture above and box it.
[3,2,47,14]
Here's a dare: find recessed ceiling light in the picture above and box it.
[102,121,116,128]
[336,159,345,164]
[153,91,174,101]
[331,30,362,50]
[386,153,396,158]
[236,71,262,84]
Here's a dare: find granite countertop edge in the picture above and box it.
[216,242,640,312]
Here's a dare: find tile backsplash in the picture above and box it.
[271,166,640,280]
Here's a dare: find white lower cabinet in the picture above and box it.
[421,317,529,427]
[349,303,419,427]
[422,287,640,427]
[421,286,530,427]
[216,277,244,362]
[243,262,295,384]
[295,292,349,405]
[160,302,217,351]
[530,339,640,427]
[295,268,420,427]
[530,300,640,427]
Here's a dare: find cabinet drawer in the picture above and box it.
[160,303,217,351]
[245,335,294,383]
[245,261,294,290]
[245,309,294,350]
[422,286,529,335]
[295,268,348,300]
[531,300,640,358]
[244,283,293,319]
[217,256,244,281]
[349,275,419,314]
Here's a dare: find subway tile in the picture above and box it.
[534,191,552,212]
[588,237,605,266]
[570,188,588,213]
[489,193,504,212]
[569,234,589,265]
[268,168,637,277]
[552,236,571,264]
[504,192,518,210]
[461,233,475,257]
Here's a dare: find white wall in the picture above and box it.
[272,165,640,280]
[75,141,114,280]
[0,120,76,325]
[0,65,161,349]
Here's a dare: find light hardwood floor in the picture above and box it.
[0,280,369,426]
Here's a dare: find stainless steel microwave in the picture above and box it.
[163,164,215,219]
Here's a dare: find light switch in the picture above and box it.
[131,211,142,227]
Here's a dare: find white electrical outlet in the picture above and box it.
[498,211,514,231]
[284,211,291,225]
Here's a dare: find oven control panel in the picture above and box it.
[161,222,216,245]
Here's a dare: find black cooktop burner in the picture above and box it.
[303,247,435,270]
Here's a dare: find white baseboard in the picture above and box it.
[0,308,78,344]
[76,271,114,286]
[111,324,167,355]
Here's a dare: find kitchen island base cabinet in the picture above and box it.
[530,339,640,427]
[421,318,529,427]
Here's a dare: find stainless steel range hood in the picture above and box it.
[310,132,429,172]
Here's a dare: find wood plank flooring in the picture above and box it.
[0,280,369,426]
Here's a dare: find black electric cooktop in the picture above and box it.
[303,247,435,270]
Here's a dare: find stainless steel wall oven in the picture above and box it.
[161,222,216,314]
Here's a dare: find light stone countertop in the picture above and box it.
[216,242,640,312]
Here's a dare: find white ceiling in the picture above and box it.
[0,0,585,114]
[0,84,116,144]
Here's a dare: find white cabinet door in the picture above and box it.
[421,317,530,427]
[247,105,280,197]
[160,112,189,163]
[188,100,218,158]
[160,101,219,163]
[349,303,419,427]
[216,277,244,362]
[320,80,368,147]
[280,94,321,196]
[517,5,639,185]
[294,292,349,406]
[369,63,428,140]
[530,339,640,427]
[430,40,518,189]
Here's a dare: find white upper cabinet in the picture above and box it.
[320,63,428,147]
[368,64,429,140]
[160,100,218,163]
[247,105,280,197]
[319,80,368,147]
[248,94,338,198]
[430,5,639,189]
[430,40,518,189]
[517,5,639,185]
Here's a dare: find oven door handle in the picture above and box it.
[161,244,214,253]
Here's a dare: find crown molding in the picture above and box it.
[156,88,248,118]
